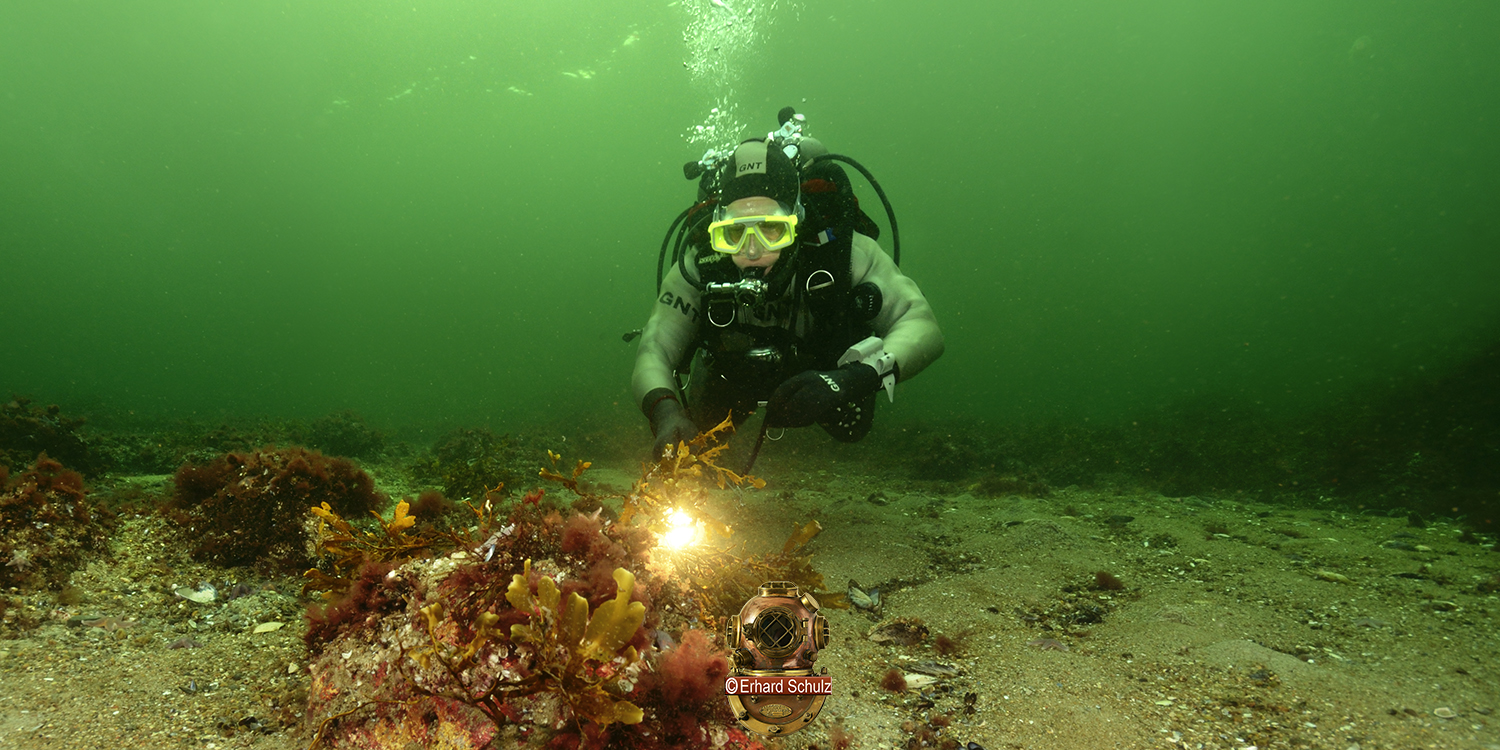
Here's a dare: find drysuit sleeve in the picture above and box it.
[849,232,944,381]
[631,265,703,412]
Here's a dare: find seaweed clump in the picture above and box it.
[172,447,385,569]
[495,562,648,726]
[305,559,404,648]
[676,519,845,627]
[304,496,434,587]
[412,427,532,501]
[304,436,773,749]
[304,410,386,460]
[617,420,843,627]
[304,525,750,749]
[0,454,108,592]
[0,398,100,477]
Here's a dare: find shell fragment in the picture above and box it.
[174,583,217,603]
[847,579,881,611]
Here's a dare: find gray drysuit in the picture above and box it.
[631,232,944,422]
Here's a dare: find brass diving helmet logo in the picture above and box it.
[723,581,832,735]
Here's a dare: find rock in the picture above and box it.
[868,618,928,646]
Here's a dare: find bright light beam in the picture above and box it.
[662,508,701,550]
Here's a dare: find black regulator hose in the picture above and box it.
[810,153,901,266]
[656,203,715,293]
[674,209,712,291]
[657,205,694,293]
[742,416,770,476]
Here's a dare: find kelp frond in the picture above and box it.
[304,500,439,595]
[618,414,762,533]
[538,450,592,493]
[505,561,646,726]
[673,518,846,628]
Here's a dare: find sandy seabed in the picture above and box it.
[1,460,1496,750]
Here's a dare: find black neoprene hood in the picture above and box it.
[720,139,800,210]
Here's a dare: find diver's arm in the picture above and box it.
[849,232,944,381]
[631,265,703,411]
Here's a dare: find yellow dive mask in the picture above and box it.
[707,213,799,254]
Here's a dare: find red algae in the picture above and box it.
[0,454,106,593]
[880,667,908,692]
[657,629,730,704]
[172,446,384,568]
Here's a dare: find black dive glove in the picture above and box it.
[766,362,881,429]
[644,389,699,459]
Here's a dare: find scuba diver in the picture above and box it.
[631,107,944,461]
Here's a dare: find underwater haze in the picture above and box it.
[2,0,1498,436]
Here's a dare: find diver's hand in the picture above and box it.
[766,363,880,428]
[648,394,699,460]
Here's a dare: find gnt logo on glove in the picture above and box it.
[722,581,831,735]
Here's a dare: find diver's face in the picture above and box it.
[725,196,784,269]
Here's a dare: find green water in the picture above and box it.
[2,0,1497,434]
